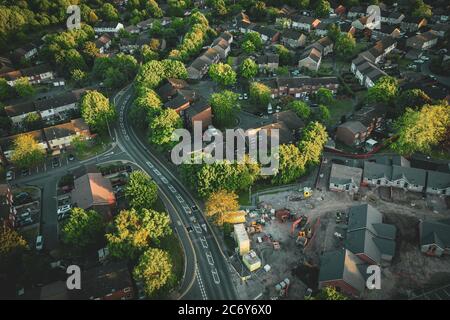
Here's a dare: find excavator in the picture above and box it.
[291,215,313,247]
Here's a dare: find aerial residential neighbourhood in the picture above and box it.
[0,0,449,304]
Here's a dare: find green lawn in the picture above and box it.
[73,136,111,160]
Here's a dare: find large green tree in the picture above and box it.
[15,77,35,97]
[61,208,105,250]
[133,248,174,296]
[106,208,171,260]
[315,0,331,18]
[125,171,158,211]
[272,144,306,185]
[367,76,399,104]
[210,90,240,127]
[209,63,237,87]
[240,58,258,80]
[11,133,46,168]
[335,33,356,58]
[298,121,328,166]
[148,109,183,151]
[250,82,272,107]
[289,100,311,120]
[80,90,116,133]
[392,103,450,155]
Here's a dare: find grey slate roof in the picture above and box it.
[392,165,427,186]
[345,204,396,264]
[363,161,392,180]
[420,220,450,248]
[318,248,366,294]
[330,163,363,185]
[426,170,450,190]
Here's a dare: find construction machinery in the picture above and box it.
[247,223,263,234]
[275,209,291,222]
[290,215,307,235]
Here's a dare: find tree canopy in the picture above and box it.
[210,90,240,127]
[80,90,116,134]
[209,63,237,87]
[205,190,240,226]
[125,171,159,211]
[11,133,46,168]
[61,208,105,250]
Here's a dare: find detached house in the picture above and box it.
[71,172,116,220]
[185,98,212,131]
[298,48,322,71]
[336,121,369,146]
[345,204,396,265]
[419,220,450,257]
[406,30,439,50]
[329,163,363,193]
[253,25,280,43]
[318,248,367,297]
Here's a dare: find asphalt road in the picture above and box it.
[114,85,238,300]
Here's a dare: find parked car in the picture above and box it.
[21,168,30,176]
[6,171,13,181]
[15,192,31,204]
[57,204,71,214]
[52,158,60,168]
[36,235,43,251]
[68,154,75,161]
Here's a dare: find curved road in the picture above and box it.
[113,85,238,300]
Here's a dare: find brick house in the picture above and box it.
[43,118,91,154]
[281,29,307,48]
[262,77,339,99]
[185,98,212,132]
[406,30,439,50]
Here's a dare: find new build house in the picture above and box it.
[419,220,450,257]
[329,163,363,193]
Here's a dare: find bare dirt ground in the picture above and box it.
[244,186,450,300]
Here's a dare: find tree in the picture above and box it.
[11,133,46,168]
[367,76,399,104]
[61,208,105,249]
[106,208,171,260]
[318,105,331,123]
[242,40,256,54]
[395,89,431,115]
[315,88,334,105]
[272,144,306,185]
[292,0,310,9]
[209,63,237,87]
[80,90,116,133]
[0,78,12,101]
[71,69,88,86]
[205,190,239,226]
[244,31,263,50]
[298,121,328,166]
[15,77,35,97]
[289,100,311,120]
[327,23,341,43]
[147,0,163,18]
[161,59,188,79]
[125,171,158,211]
[392,103,450,155]
[100,3,119,21]
[250,82,271,107]
[23,112,42,131]
[315,0,331,18]
[312,286,348,300]
[149,109,182,150]
[208,0,228,16]
[133,248,173,296]
[240,58,258,79]
[136,89,163,119]
[0,225,27,257]
[275,44,293,65]
[412,0,432,18]
[335,33,356,58]
[141,45,159,63]
[210,90,240,127]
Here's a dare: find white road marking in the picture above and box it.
[201,224,207,232]
[200,236,208,249]
[194,224,202,234]
[145,161,154,169]
[206,251,215,266]
[195,267,208,300]
[161,177,169,184]
[153,168,162,176]
[168,185,176,193]
[177,220,182,226]
[211,267,221,284]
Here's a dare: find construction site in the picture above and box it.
[229,185,450,300]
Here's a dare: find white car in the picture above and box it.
[57,204,71,214]
[36,235,43,251]
[421,56,429,61]
[6,171,13,181]
[243,93,248,100]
